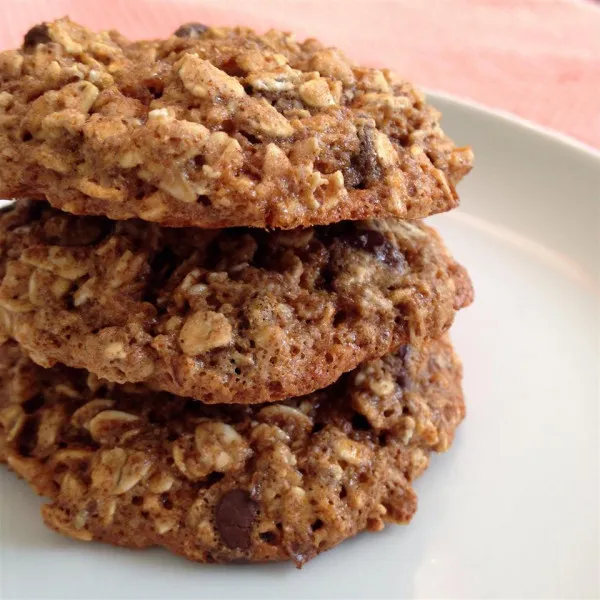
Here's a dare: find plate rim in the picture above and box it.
[426,89,600,162]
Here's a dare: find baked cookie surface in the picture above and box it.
[0,201,472,404]
[0,335,464,566]
[0,18,472,229]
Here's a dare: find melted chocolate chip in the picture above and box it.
[315,223,406,269]
[345,229,386,252]
[173,23,208,38]
[314,221,352,246]
[23,24,51,50]
[215,489,258,550]
[395,345,411,389]
[343,229,406,269]
[345,126,382,189]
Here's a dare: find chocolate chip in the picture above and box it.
[173,23,208,38]
[345,229,386,253]
[23,23,51,50]
[317,222,406,270]
[343,229,406,269]
[395,345,411,389]
[344,126,382,189]
[215,489,258,550]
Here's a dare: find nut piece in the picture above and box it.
[333,437,372,466]
[246,67,301,93]
[153,170,197,204]
[238,97,295,138]
[309,49,355,85]
[298,78,336,108]
[373,131,399,168]
[178,54,245,99]
[53,81,99,114]
[357,93,410,111]
[262,143,291,177]
[178,311,233,355]
[361,70,390,93]
[236,50,288,72]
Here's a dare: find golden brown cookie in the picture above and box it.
[0,201,472,404]
[0,18,472,229]
[0,335,464,566]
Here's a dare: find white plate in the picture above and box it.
[1,94,599,600]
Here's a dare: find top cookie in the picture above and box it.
[0,18,473,229]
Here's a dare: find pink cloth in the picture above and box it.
[1,0,598,147]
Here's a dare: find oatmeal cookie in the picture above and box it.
[0,18,473,229]
[0,201,472,404]
[0,335,464,566]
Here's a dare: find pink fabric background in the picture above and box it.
[1,0,599,148]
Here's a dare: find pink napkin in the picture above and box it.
[1,0,599,148]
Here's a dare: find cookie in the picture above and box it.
[0,18,473,229]
[0,201,472,404]
[0,335,464,566]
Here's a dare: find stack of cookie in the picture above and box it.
[0,19,473,566]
